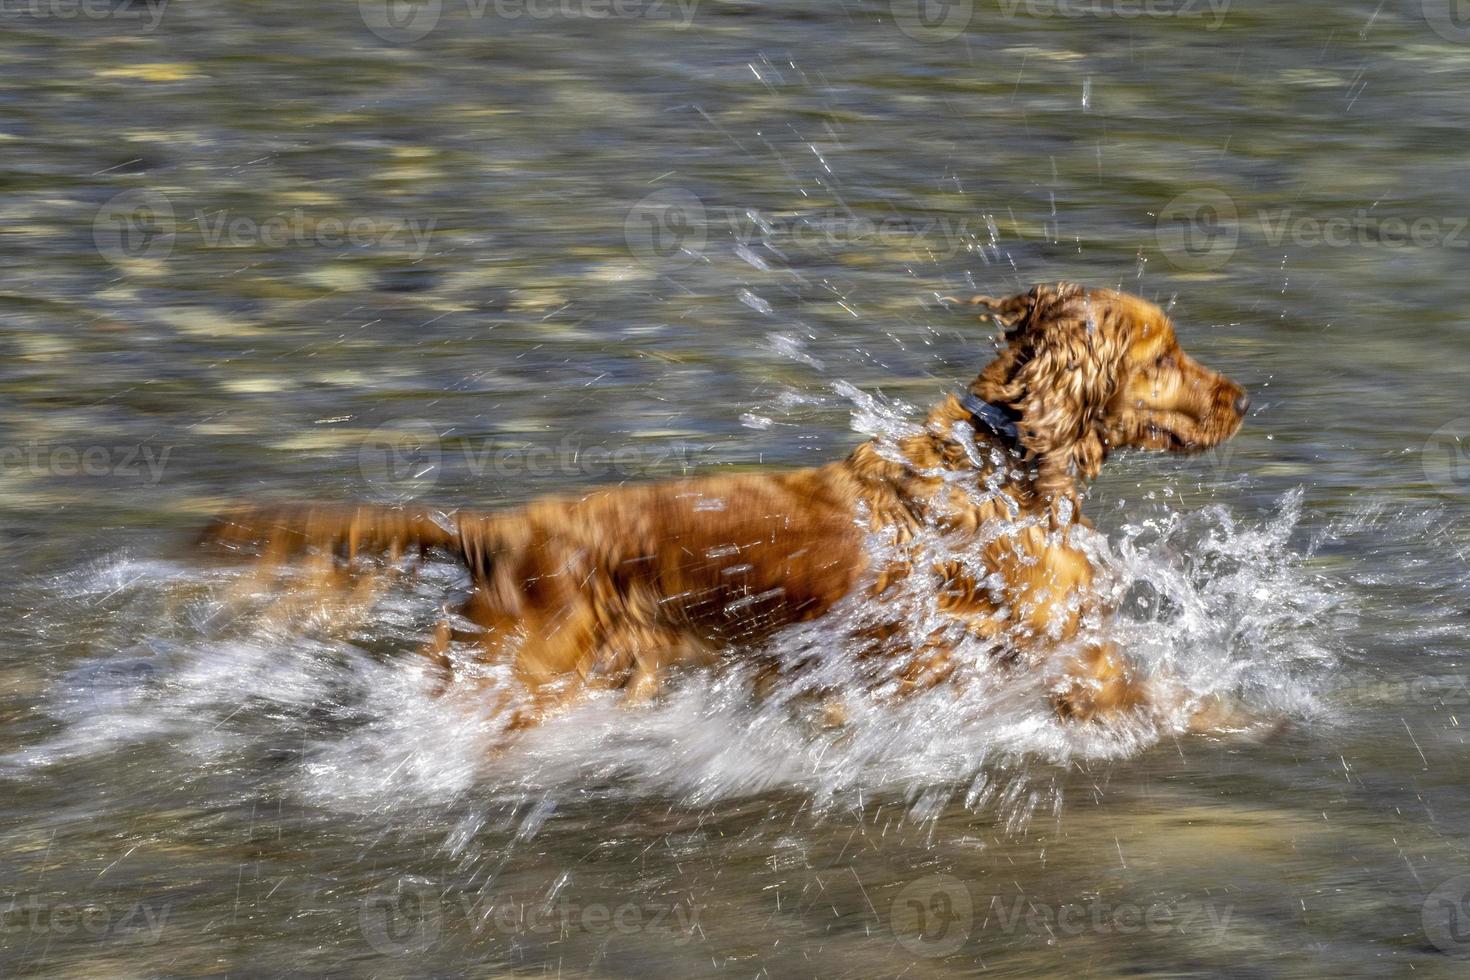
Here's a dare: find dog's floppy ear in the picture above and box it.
[971,283,1124,502]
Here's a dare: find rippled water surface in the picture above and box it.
[4,1,1470,976]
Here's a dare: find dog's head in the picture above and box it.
[970,283,1249,499]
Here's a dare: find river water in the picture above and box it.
[3,0,1470,976]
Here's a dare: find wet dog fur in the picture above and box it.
[203,284,1249,732]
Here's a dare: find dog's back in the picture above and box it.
[204,465,870,693]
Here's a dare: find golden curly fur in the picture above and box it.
[203,283,1248,731]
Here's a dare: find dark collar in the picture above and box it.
[959,391,1021,445]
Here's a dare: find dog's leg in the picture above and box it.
[898,635,958,694]
[416,618,458,694]
[623,664,663,705]
[749,661,851,730]
[501,621,718,730]
[1181,693,1290,738]
[502,678,593,731]
[430,635,589,735]
[1052,647,1283,735]
[1051,641,1145,722]
[415,583,513,692]
[598,624,720,710]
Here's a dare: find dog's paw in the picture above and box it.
[1184,694,1291,741]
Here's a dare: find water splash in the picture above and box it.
[5,388,1352,836]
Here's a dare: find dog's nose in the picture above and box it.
[1233,392,1251,416]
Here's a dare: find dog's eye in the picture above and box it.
[1155,353,1177,370]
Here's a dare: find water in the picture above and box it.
[3,1,1470,975]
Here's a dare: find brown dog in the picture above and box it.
[204,283,1248,730]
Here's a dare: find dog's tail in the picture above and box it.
[200,503,480,569]
[197,504,515,651]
